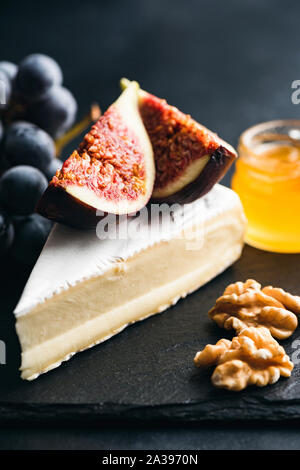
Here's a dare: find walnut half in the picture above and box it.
[208,279,298,339]
[262,286,300,316]
[194,327,293,391]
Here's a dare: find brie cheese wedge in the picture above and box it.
[14,185,246,380]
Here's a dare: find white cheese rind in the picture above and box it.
[14,185,246,380]
[15,185,242,317]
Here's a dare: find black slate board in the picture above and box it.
[1,244,300,424]
[1,0,300,430]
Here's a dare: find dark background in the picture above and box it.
[1,0,300,450]
[1,0,300,179]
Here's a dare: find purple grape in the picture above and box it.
[44,158,62,181]
[11,214,28,229]
[0,61,18,81]
[0,69,11,110]
[15,53,62,101]
[0,165,47,215]
[4,121,55,171]
[12,213,52,265]
[0,211,14,257]
[28,85,77,137]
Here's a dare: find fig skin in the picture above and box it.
[151,145,236,204]
[36,82,155,229]
[36,185,103,229]
[121,78,237,205]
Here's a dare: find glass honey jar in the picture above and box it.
[232,120,300,253]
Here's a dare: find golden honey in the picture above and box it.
[232,120,300,253]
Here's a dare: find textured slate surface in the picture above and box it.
[1,244,300,423]
[2,422,300,450]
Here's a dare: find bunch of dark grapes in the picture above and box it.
[0,54,77,265]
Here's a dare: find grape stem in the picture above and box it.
[55,103,101,157]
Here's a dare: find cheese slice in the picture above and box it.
[14,185,246,380]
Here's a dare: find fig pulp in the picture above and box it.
[37,82,155,228]
[121,79,237,203]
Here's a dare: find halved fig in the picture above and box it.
[121,78,237,203]
[37,82,155,228]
